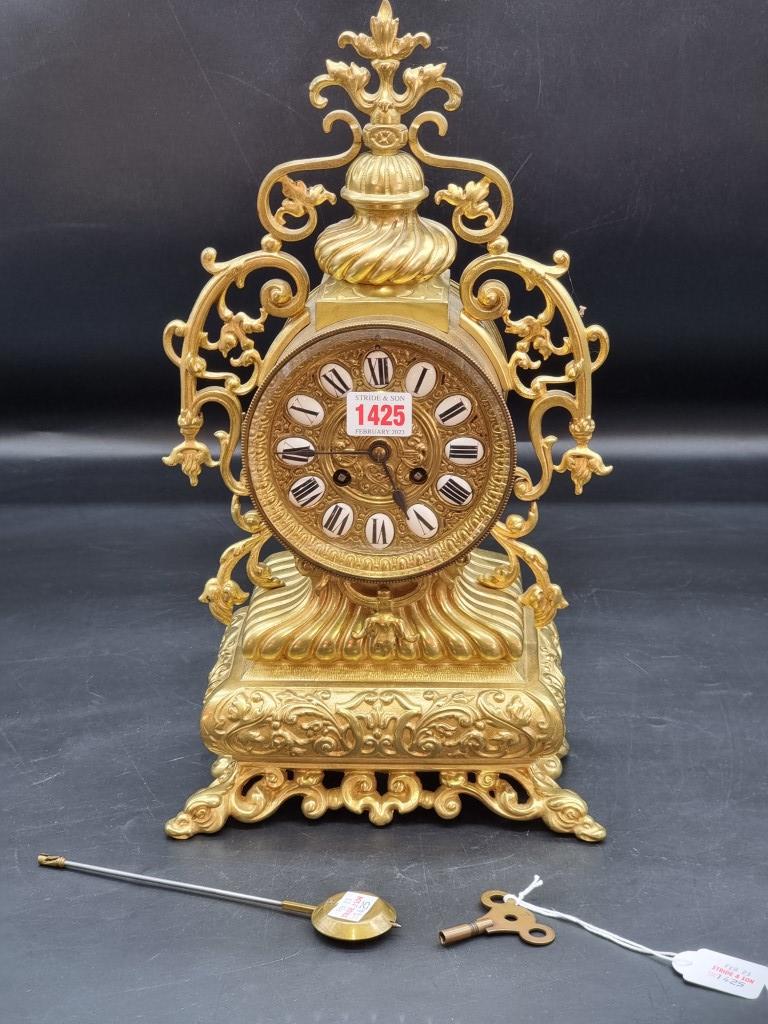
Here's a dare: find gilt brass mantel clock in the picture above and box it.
[162,2,612,842]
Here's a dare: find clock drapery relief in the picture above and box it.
[162,1,611,842]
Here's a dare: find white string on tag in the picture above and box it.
[503,876,676,961]
[503,877,767,999]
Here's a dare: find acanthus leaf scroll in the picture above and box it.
[459,244,612,503]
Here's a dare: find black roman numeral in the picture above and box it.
[438,400,468,424]
[438,477,472,506]
[448,443,480,461]
[289,402,320,419]
[290,478,322,506]
[413,366,429,394]
[323,504,350,535]
[413,510,437,534]
[370,516,389,545]
[322,368,350,395]
[280,444,315,463]
[366,355,392,386]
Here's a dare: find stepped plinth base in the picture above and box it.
[166,549,605,842]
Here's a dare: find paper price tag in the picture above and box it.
[672,949,768,999]
[327,891,378,923]
[346,391,412,437]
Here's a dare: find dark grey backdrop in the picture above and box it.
[2,0,767,420]
[3,4,767,1024]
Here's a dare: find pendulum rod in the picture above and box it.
[38,855,315,916]
[38,854,400,941]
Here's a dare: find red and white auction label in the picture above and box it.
[672,949,768,998]
[327,891,378,922]
[346,391,412,437]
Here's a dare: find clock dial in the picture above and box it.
[276,437,315,465]
[322,502,354,537]
[363,350,394,388]
[243,324,516,582]
[445,437,485,465]
[287,394,325,426]
[365,512,394,548]
[405,361,437,397]
[437,474,474,507]
[319,363,353,397]
[289,475,325,508]
[435,394,472,426]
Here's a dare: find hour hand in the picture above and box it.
[391,488,409,515]
[382,461,409,514]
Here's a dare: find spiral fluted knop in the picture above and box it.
[315,151,456,285]
[316,211,455,285]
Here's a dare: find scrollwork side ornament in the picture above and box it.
[163,248,309,494]
[479,503,567,628]
[460,244,612,502]
[410,112,514,244]
[199,496,283,625]
[256,109,363,244]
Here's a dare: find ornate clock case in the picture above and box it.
[162,2,612,841]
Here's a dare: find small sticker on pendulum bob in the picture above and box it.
[327,891,379,923]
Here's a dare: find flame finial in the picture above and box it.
[338,1,430,62]
[309,0,462,153]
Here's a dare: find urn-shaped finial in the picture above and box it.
[314,151,456,287]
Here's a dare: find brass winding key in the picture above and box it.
[439,890,556,947]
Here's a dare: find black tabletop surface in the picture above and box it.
[3,434,766,1024]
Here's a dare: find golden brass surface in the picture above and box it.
[314,272,450,331]
[38,854,66,868]
[439,890,556,947]
[165,551,605,843]
[198,495,283,626]
[280,899,316,916]
[162,1,612,839]
[459,247,613,501]
[238,550,524,663]
[313,149,456,287]
[479,503,568,628]
[262,284,507,394]
[164,758,604,844]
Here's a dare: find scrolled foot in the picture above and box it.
[165,756,240,839]
[166,761,333,838]
[538,788,606,842]
[431,761,605,842]
[528,757,606,842]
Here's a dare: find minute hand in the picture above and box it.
[308,448,371,456]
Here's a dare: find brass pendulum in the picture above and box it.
[38,854,399,943]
